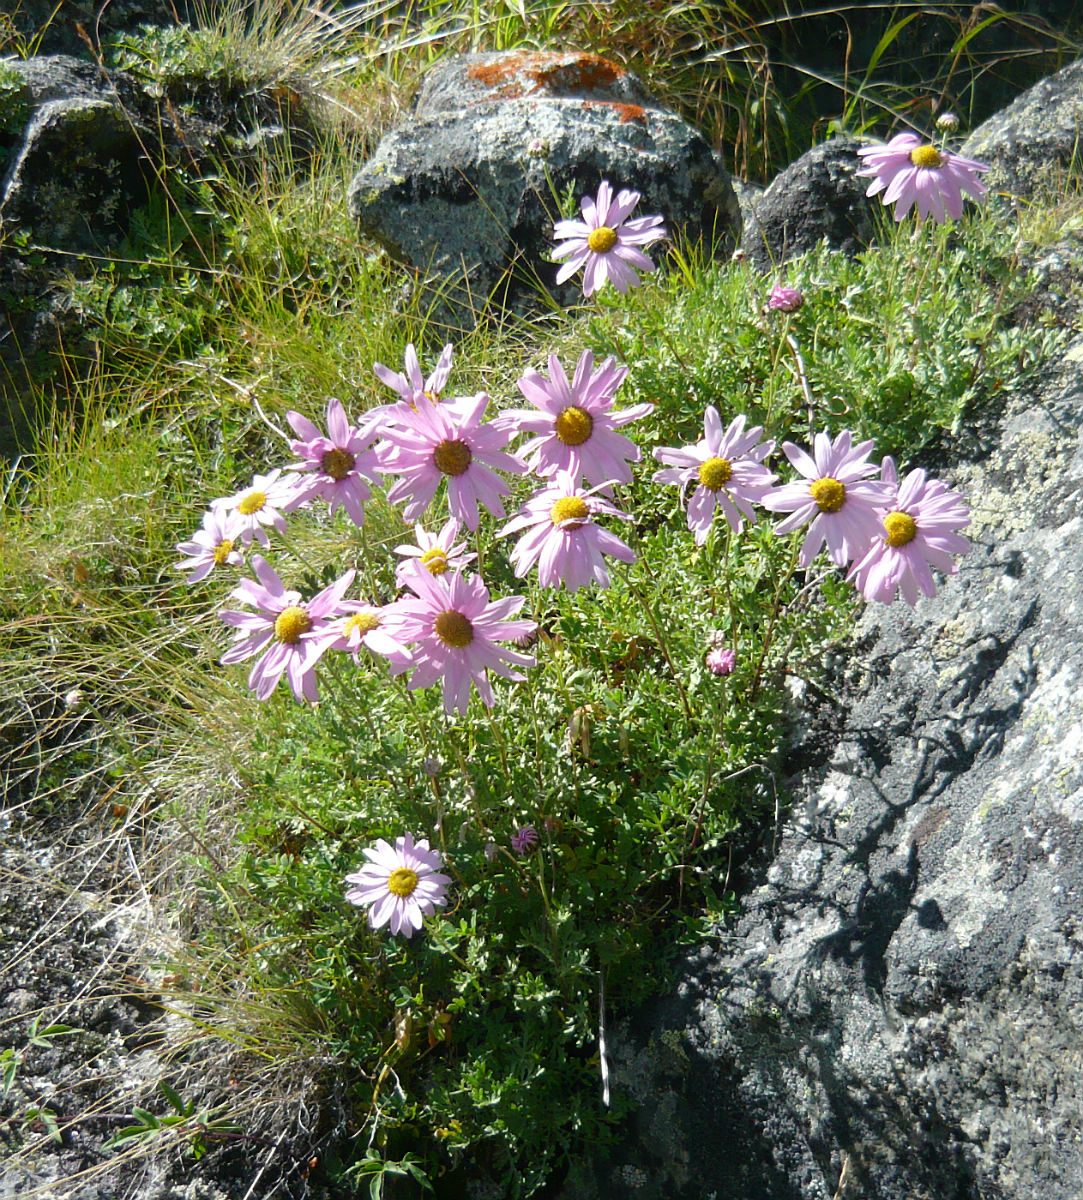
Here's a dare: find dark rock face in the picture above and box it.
[741,138,880,270]
[963,56,1083,198]
[347,51,741,314]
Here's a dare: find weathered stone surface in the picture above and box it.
[962,56,1083,198]
[559,253,1083,1198]
[347,51,741,314]
[741,138,880,270]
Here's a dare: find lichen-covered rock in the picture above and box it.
[962,55,1083,198]
[346,51,741,315]
[741,138,879,270]
[559,284,1083,1199]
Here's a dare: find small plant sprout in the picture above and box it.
[392,564,537,714]
[763,430,891,568]
[344,833,451,937]
[552,179,666,296]
[652,408,776,544]
[219,557,355,702]
[394,518,476,588]
[175,506,245,582]
[376,391,525,530]
[502,350,650,488]
[499,472,635,592]
[211,468,298,547]
[856,131,989,223]
[847,456,971,605]
[284,397,382,527]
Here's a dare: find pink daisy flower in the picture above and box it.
[175,506,245,583]
[762,430,892,569]
[706,646,736,676]
[393,518,476,589]
[372,342,462,424]
[219,555,354,702]
[344,833,450,938]
[651,408,777,544]
[284,398,381,527]
[847,457,971,605]
[499,472,635,592]
[211,469,297,548]
[511,825,538,855]
[856,132,989,223]
[768,284,804,312]
[499,350,651,488]
[376,392,525,530]
[393,564,536,715]
[317,600,414,672]
[552,180,666,296]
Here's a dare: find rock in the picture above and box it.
[741,138,880,271]
[962,55,1083,199]
[558,244,1083,1199]
[347,50,741,317]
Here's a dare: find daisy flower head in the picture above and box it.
[652,408,777,545]
[501,350,650,488]
[768,284,804,313]
[552,180,666,297]
[847,456,971,605]
[706,646,736,677]
[499,472,634,593]
[394,518,476,589]
[372,342,458,424]
[762,430,892,569]
[376,392,525,531]
[511,825,538,855]
[285,398,381,527]
[856,132,989,223]
[318,599,414,672]
[175,506,245,583]
[344,833,450,938]
[219,556,354,703]
[212,469,297,548]
[393,564,536,715]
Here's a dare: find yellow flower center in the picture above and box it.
[909,145,943,169]
[420,547,450,575]
[883,510,918,547]
[212,538,234,565]
[432,439,472,477]
[342,611,380,636]
[550,495,590,526]
[237,490,267,516]
[387,867,419,897]
[587,226,618,253]
[698,457,733,491]
[554,406,593,446]
[810,477,846,513]
[274,605,312,644]
[434,610,474,648]
[321,447,355,481]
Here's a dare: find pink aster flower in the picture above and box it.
[219,555,354,702]
[317,600,414,672]
[211,469,297,547]
[499,472,635,592]
[344,833,450,938]
[856,132,989,223]
[393,518,476,589]
[768,284,804,312]
[393,564,536,715]
[175,506,245,583]
[511,825,538,855]
[847,456,971,605]
[652,408,777,544]
[499,350,650,488]
[762,430,892,569]
[376,392,525,530]
[284,398,381,527]
[372,342,462,424]
[552,180,666,296]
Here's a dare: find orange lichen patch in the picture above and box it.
[466,51,626,101]
[582,99,648,124]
